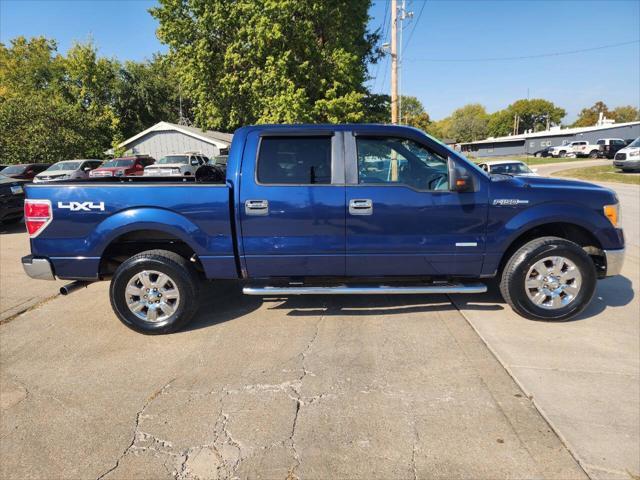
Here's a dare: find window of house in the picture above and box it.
[257,136,332,184]
[355,137,449,191]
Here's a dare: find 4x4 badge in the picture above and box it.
[58,201,105,211]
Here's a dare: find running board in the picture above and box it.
[242,283,487,296]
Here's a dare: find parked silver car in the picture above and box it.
[33,159,103,183]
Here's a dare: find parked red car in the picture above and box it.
[2,163,51,181]
[89,156,155,178]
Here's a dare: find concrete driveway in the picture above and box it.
[0,222,66,323]
[1,283,586,479]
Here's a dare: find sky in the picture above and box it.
[1,0,639,122]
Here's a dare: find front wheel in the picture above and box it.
[589,150,599,158]
[110,249,201,334]
[500,237,596,321]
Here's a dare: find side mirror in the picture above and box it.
[448,158,476,193]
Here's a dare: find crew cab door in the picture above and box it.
[344,131,488,277]
[239,130,346,277]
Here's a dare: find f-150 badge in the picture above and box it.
[57,201,105,211]
[492,199,529,206]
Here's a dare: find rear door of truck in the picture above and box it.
[238,129,346,277]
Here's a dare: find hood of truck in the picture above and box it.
[35,169,78,179]
[146,164,185,169]
[490,174,618,207]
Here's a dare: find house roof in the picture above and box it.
[118,121,233,149]
[460,121,640,146]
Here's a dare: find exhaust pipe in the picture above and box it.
[60,281,92,295]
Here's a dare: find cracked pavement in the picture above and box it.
[0,277,587,479]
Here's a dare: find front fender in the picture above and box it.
[488,201,623,254]
[89,207,209,257]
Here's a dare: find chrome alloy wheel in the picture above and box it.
[525,256,582,310]
[125,270,180,322]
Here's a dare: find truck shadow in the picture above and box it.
[186,274,635,331]
[185,281,503,331]
[454,276,635,322]
[265,294,503,317]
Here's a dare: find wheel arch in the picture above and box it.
[497,221,606,278]
[92,208,208,277]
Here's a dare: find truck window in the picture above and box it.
[257,137,331,184]
[356,137,449,191]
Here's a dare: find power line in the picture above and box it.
[406,39,639,62]
[372,0,391,91]
[403,0,426,53]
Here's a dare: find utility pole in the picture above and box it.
[390,0,398,125]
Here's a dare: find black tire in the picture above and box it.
[109,249,200,334]
[589,150,599,158]
[500,237,596,321]
[559,151,567,158]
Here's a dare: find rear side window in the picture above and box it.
[258,137,331,184]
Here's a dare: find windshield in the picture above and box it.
[46,161,82,171]
[2,165,26,174]
[628,137,640,148]
[158,155,189,165]
[101,159,133,168]
[490,163,533,175]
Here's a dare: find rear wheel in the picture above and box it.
[109,249,200,334]
[589,150,599,158]
[500,237,596,321]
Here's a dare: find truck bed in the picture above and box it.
[26,179,237,280]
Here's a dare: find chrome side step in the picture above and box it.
[242,283,487,296]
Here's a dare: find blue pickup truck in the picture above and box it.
[22,124,625,334]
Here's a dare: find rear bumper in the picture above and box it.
[604,248,625,276]
[22,255,56,280]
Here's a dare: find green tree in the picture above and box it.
[400,95,431,132]
[0,93,109,163]
[424,118,452,140]
[508,98,565,133]
[151,0,378,131]
[1,36,185,163]
[487,109,515,137]
[361,93,390,123]
[114,56,187,140]
[0,36,65,99]
[573,101,609,127]
[611,105,639,123]
[447,104,489,142]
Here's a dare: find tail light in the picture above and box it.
[24,199,52,237]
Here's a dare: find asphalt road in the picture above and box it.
[0,166,637,479]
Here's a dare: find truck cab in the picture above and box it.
[21,124,625,334]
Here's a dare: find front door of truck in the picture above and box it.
[344,132,488,277]
[239,130,346,277]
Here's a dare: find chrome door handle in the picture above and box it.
[349,199,373,215]
[245,199,269,216]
